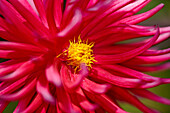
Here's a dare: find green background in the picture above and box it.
[2,0,170,113]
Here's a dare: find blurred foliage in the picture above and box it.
[1,0,170,113]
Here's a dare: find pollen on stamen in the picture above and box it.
[58,36,96,72]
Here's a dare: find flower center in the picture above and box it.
[58,36,96,72]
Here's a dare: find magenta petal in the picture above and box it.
[37,73,56,104]
[88,0,148,35]
[0,76,27,95]
[111,86,158,113]
[80,101,97,111]
[33,0,48,28]
[0,100,9,112]
[87,0,98,8]
[0,27,17,42]
[0,41,45,52]
[142,48,170,56]
[0,78,36,101]
[91,67,142,88]
[61,63,88,92]
[22,94,43,113]
[74,88,98,111]
[0,0,36,44]
[125,63,170,72]
[0,62,23,76]
[0,56,45,81]
[57,9,82,38]
[117,3,164,24]
[56,87,79,113]
[13,91,36,113]
[45,63,62,87]
[101,64,158,81]
[95,27,160,64]
[84,91,126,113]
[83,78,111,94]
[8,0,50,36]
[45,0,58,34]
[82,0,134,37]
[0,0,169,112]
[124,53,170,65]
[53,0,62,28]
[131,89,170,105]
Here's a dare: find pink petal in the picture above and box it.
[141,48,170,56]
[53,0,62,28]
[57,9,82,38]
[0,26,17,42]
[0,41,45,53]
[22,94,43,113]
[73,88,98,111]
[82,0,133,38]
[0,56,45,81]
[87,0,98,8]
[82,78,111,94]
[91,67,142,88]
[60,63,88,92]
[0,50,41,59]
[45,62,62,87]
[101,64,158,81]
[8,0,50,37]
[0,0,36,44]
[56,87,79,113]
[0,100,9,112]
[111,86,157,113]
[37,73,56,104]
[117,4,164,25]
[13,91,36,113]
[84,91,126,113]
[0,62,23,76]
[0,78,36,101]
[95,27,159,64]
[125,62,170,72]
[121,0,151,18]
[131,89,170,105]
[0,59,25,67]
[123,53,170,65]
[45,0,58,35]
[33,0,48,28]
[88,0,147,35]
[0,76,27,95]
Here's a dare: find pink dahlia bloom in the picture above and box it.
[0,0,170,112]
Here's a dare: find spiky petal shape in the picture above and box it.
[0,0,170,113]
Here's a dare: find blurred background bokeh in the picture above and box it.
[1,0,170,113]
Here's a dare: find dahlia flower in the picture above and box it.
[0,0,170,113]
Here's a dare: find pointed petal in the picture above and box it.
[123,53,170,65]
[45,62,62,87]
[131,89,170,105]
[91,67,142,88]
[22,94,43,113]
[61,63,88,92]
[0,56,45,81]
[95,27,159,64]
[37,73,56,104]
[82,78,111,94]
[117,4,164,25]
[111,86,157,113]
[0,78,36,101]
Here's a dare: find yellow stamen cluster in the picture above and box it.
[62,36,96,72]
